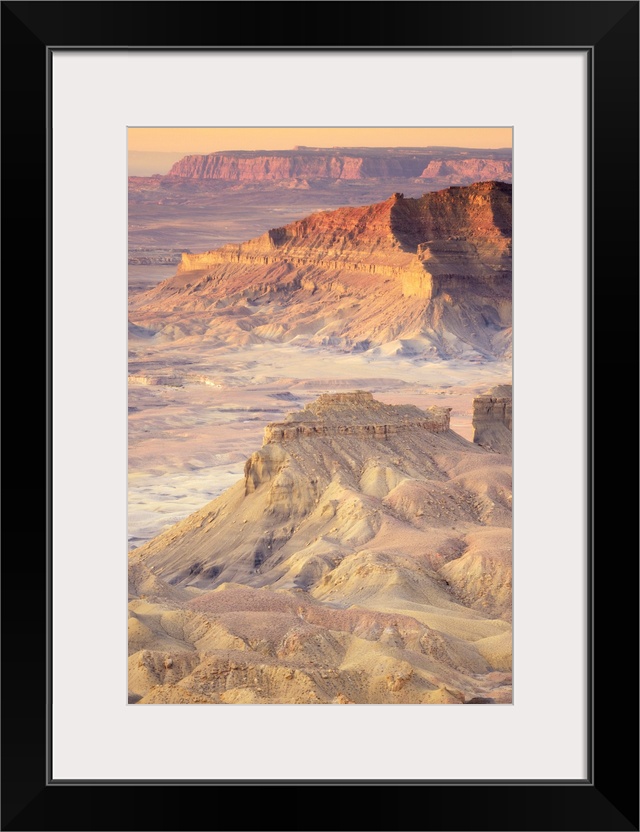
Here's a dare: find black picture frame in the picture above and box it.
[2,2,638,830]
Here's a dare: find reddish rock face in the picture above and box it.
[167,148,512,183]
[131,182,512,359]
[168,151,429,181]
[178,181,512,271]
[420,158,511,181]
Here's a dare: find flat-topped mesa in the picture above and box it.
[472,385,512,455]
[473,396,512,428]
[262,392,451,444]
[166,148,512,183]
[308,391,375,407]
[133,182,512,358]
[419,158,511,181]
[178,195,406,273]
[176,182,512,300]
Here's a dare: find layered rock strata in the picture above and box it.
[472,385,513,455]
[262,392,451,443]
[131,182,512,358]
[167,147,511,184]
[129,392,512,704]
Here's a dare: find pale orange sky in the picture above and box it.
[128,127,512,154]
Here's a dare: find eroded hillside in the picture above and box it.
[129,392,512,704]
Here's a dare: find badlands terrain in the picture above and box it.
[129,391,512,705]
[128,146,512,702]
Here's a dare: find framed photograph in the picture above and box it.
[3,1,637,830]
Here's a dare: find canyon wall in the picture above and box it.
[176,184,511,303]
[132,183,512,358]
[262,408,451,444]
[167,148,512,183]
[472,386,513,454]
[420,158,511,181]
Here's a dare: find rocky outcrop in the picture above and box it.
[135,390,509,590]
[262,392,451,444]
[167,147,511,183]
[132,182,512,358]
[178,182,511,272]
[472,385,512,455]
[169,151,425,180]
[130,391,512,703]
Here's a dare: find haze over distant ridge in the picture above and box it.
[129,144,512,178]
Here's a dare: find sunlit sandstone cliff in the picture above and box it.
[167,147,512,184]
[130,182,512,358]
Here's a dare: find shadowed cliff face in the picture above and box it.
[419,158,512,182]
[129,393,512,705]
[254,181,511,258]
[390,181,511,255]
[130,182,512,359]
